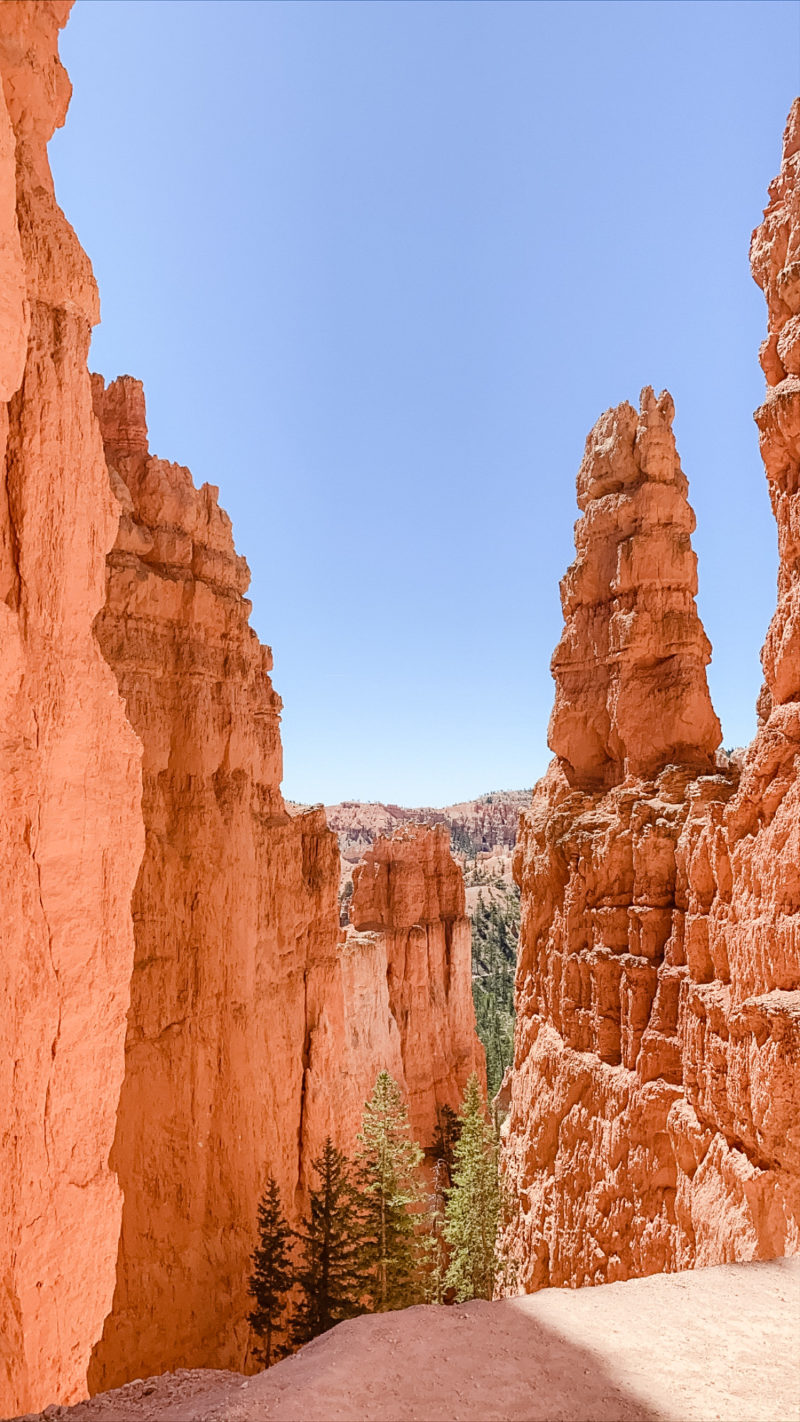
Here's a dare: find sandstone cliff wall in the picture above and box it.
[0,4,143,1415]
[348,824,486,1147]
[502,106,800,1289]
[85,387,484,1392]
[86,377,360,1389]
[1,6,484,1404]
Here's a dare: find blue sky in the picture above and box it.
[52,1,799,804]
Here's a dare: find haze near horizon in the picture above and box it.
[52,0,799,805]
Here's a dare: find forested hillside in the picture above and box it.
[466,871,520,1098]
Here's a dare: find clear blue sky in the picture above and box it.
[51,1,799,805]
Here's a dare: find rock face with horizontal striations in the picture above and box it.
[674,96,800,1263]
[548,385,721,789]
[0,4,143,1414]
[502,105,800,1291]
[348,824,486,1148]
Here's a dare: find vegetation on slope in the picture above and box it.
[247,1071,503,1361]
[467,873,520,1098]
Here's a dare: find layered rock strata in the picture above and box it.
[0,5,143,1415]
[547,387,721,788]
[502,105,800,1289]
[348,824,486,1146]
[327,791,530,865]
[676,95,800,1260]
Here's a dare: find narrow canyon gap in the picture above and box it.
[85,375,484,1386]
[0,1,798,1412]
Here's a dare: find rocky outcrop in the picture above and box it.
[674,96,800,1262]
[547,385,721,788]
[0,4,144,1415]
[502,106,800,1290]
[348,824,485,1146]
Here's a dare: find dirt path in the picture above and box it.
[19,1258,800,1422]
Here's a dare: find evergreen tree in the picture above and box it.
[290,1138,365,1346]
[424,1155,450,1304]
[431,1103,460,1178]
[355,1070,425,1311]
[247,1176,295,1366]
[444,1073,501,1301]
[450,822,479,858]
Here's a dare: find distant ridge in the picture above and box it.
[315,789,531,865]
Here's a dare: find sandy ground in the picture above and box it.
[17,1258,800,1422]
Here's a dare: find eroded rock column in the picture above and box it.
[348,823,486,1147]
[671,99,800,1261]
[502,387,729,1289]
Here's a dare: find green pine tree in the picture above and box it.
[290,1138,365,1346]
[423,1155,450,1304]
[471,881,519,1096]
[444,1072,501,1301]
[431,1103,460,1178]
[247,1176,295,1366]
[355,1070,425,1312]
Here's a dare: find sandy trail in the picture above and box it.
[18,1258,800,1422]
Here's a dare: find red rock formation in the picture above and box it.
[672,97,800,1262]
[0,4,143,1415]
[85,384,483,1392]
[349,824,486,1146]
[503,107,800,1290]
[0,7,490,1398]
[86,375,352,1389]
[327,791,530,866]
[548,386,721,788]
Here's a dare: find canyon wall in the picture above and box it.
[502,105,800,1289]
[86,376,360,1389]
[0,4,143,1415]
[1,6,484,1406]
[87,391,484,1392]
[348,824,486,1147]
[3,0,794,1408]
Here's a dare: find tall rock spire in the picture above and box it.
[549,386,721,787]
[502,103,800,1297]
